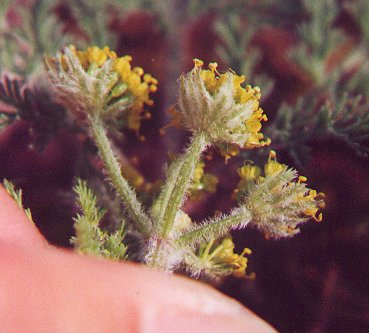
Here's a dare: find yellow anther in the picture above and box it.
[149,84,157,92]
[193,58,204,67]
[208,62,218,72]
[144,73,158,85]
[269,150,277,160]
[308,189,317,198]
[298,176,307,183]
[241,248,252,255]
[262,138,272,146]
[133,67,144,76]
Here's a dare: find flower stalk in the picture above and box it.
[88,113,152,236]
[156,131,209,238]
[176,206,252,248]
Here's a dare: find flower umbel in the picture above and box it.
[237,151,325,238]
[46,45,157,130]
[186,237,253,280]
[45,44,325,281]
[176,60,270,148]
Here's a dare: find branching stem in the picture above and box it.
[158,131,209,238]
[175,207,252,248]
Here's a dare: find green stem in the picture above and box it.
[201,239,214,259]
[145,237,168,270]
[157,131,209,238]
[175,207,252,248]
[88,114,152,236]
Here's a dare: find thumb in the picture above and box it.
[0,185,277,332]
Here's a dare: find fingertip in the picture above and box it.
[0,185,46,248]
[52,252,278,332]
[136,271,278,333]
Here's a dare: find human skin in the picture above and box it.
[0,186,277,332]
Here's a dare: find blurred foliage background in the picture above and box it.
[0,1,368,332]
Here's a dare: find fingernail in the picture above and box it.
[149,307,275,333]
[140,285,276,333]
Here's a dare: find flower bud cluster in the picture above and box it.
[176,60,270,148]
[186,237,253,280]
[237,151,325,238]
[46,46,157,130]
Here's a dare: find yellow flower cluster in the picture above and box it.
[199,238,253,278]
[70,46,158,130]
[189,160,219,200]
[213,238,252,278]
[216,143,241,162]
[237,151,324,222]
[194,59,269,149]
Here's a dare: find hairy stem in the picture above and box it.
[157,131,209,238]
[88,114,152,236]
[175,206,252,248]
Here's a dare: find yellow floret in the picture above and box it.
[67,45,158,131]
[236,151,325,227]
[197,61,269,149]
[212,238,252,278]
[238,164,262,181]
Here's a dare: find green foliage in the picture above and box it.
[71,179,128,260]
[0,74,26,128]
[65,0,112,47]
[111,0,156,12]
[216,16,275,100]
[0,0,68,75]
[2,179,33,223]
[321,94,369,157]
[186,0,219,16]
[0,73,68,149]
[290,0,346,88]
[241,0,369,168]
[344,0,369,45]
[266,93,369,166]
[343,58,369,97]
[215,12,259,78]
